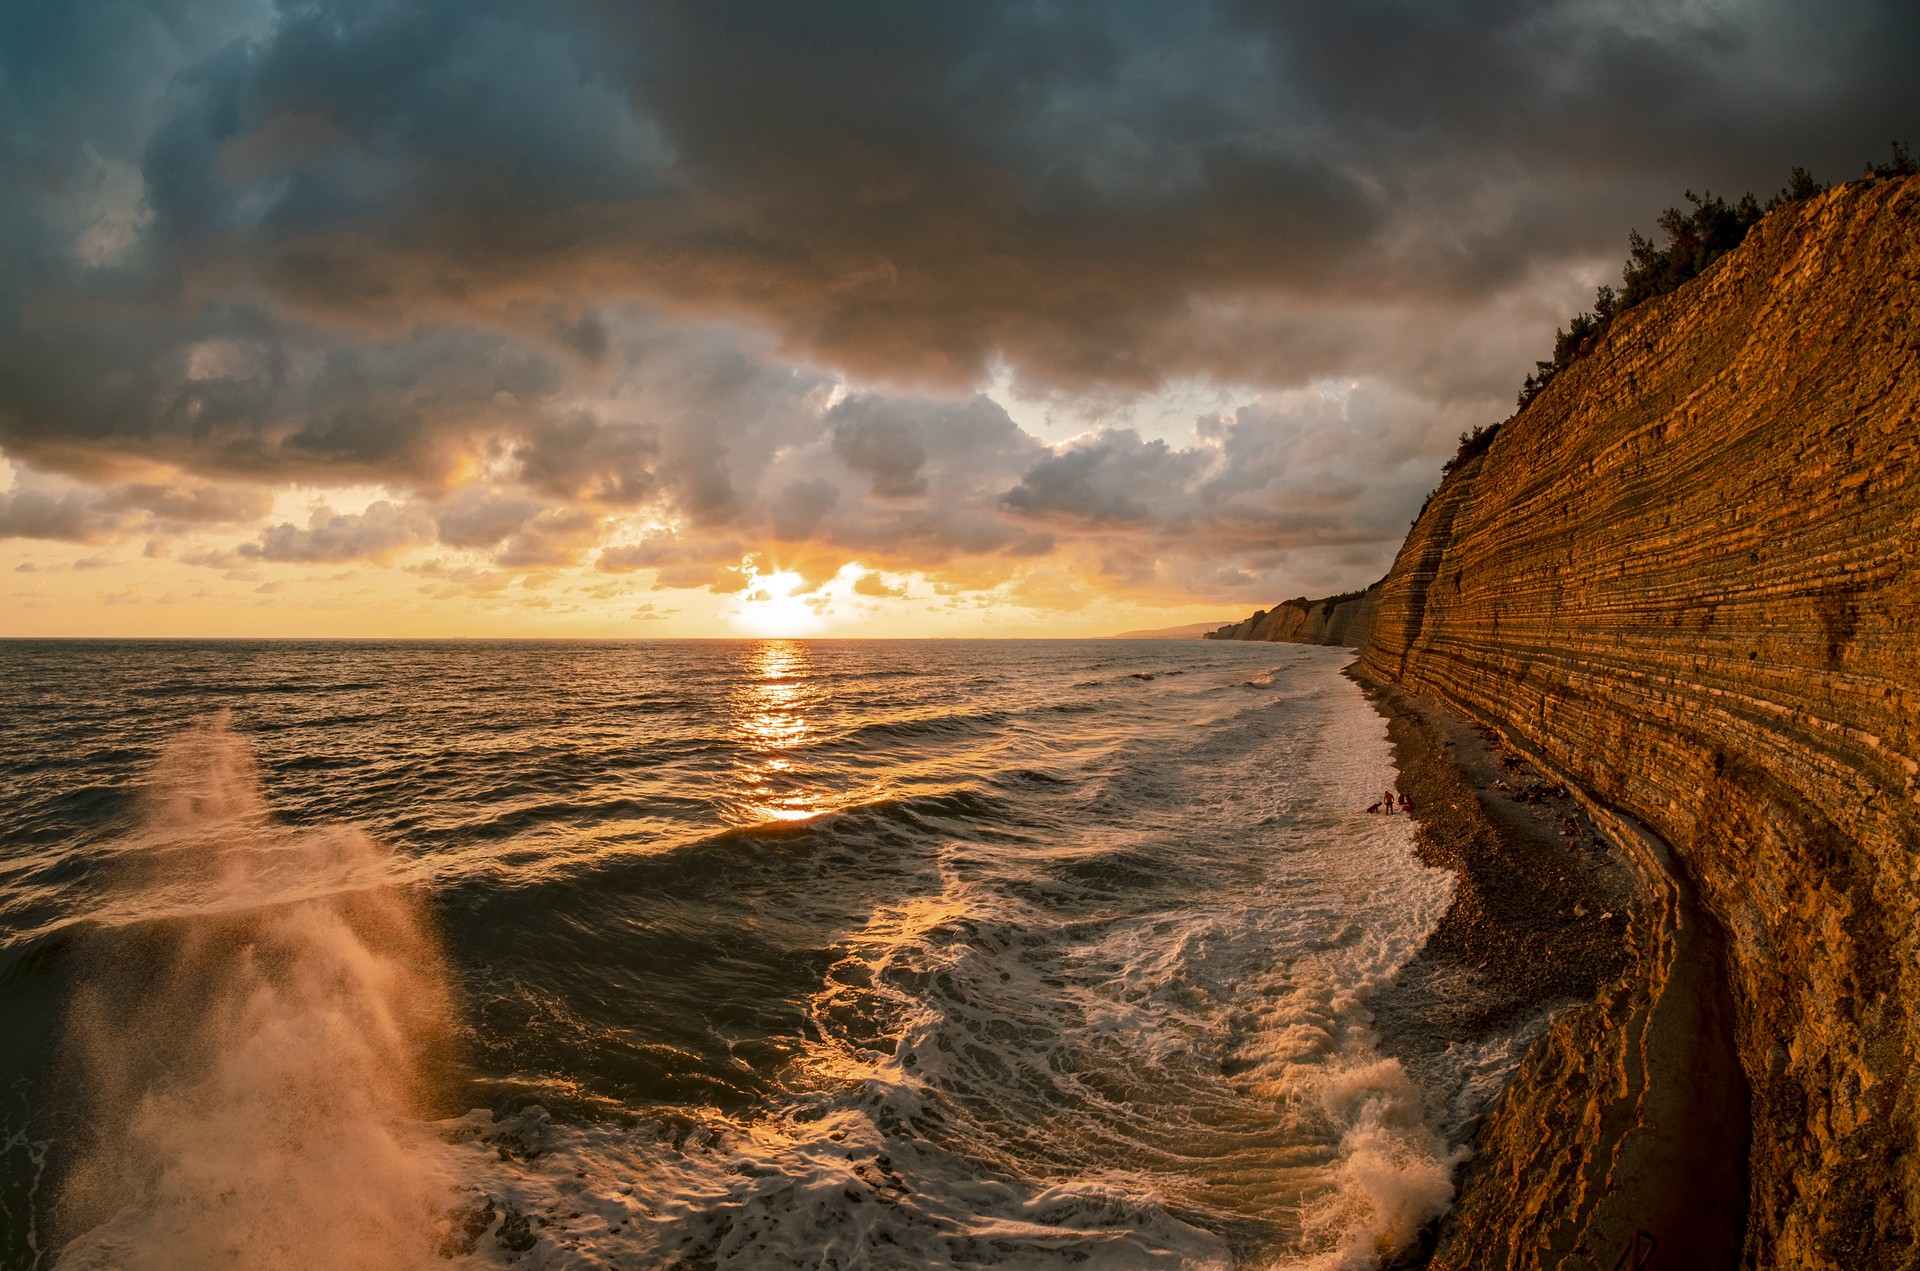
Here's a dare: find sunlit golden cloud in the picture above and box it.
[4,1,1914,634]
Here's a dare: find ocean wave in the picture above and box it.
[4,641,1507,1270]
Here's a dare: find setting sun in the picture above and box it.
[4,4,1916,1267]
[729,567,826,637]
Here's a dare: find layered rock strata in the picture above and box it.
[1360,681,1749,1271]
[1365,174,1920,1270]
[1202,583,1380,645]
[1223,174,1920,1268]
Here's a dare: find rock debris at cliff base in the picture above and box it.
[1217,173,1920,1270]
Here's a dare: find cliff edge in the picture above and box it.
[1204,583,1381,646]
[1224,173,1919,1267]
[1376,174,1919,1269]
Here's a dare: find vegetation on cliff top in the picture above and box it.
[1518,170,1811,409]
[1443,422,1501,475]
[1262,151,1917,631]
[1515,145,1913,412]
[1279,586,1371,609]
[1430,145,1915,493]
[1414,148,1913,527]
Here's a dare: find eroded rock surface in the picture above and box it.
[1367,175,1920,1269]
[1214,174,1920,1268]
[1203,584,1380,645]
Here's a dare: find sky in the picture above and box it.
[2,0,1916,637]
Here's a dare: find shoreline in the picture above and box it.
[1352,666,1637,1043]
[1350,662,1749,1270]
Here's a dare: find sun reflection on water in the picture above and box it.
[724,641,829,825]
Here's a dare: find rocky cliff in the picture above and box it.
[1203,583,1380,645]
[1228,173,1920,1268]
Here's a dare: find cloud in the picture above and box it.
[104,482,273,525]
[0,476,271,542]
[768,479,840,541]
[552,373,1469,604]
[514,411,661,508]
[0,489,116,542]
[852,571,906,599]
[239,501,432,563]
[831,415,928,499]
[1,1,1914,616]
[7,0,1912,415]
[594,534,687,575]
[493,508,601,568]
[434,489,542,550]
[1002,433,1201,525]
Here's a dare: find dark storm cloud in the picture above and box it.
[8,0,1913,414]
[1,0,1914,602]
[0,307,563,485]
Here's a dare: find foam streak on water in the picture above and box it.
[0,640,1483,1270]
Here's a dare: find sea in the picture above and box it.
[0,639,1533,1271]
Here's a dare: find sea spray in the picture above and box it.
[0,641,1541,1270]
[53,717,455,1271]
[1226,957,1464,1271]
[1295,1059,1464,1270]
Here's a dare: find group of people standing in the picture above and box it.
[1365,787,1413,815]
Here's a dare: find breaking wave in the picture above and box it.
[0,641,1536,1270]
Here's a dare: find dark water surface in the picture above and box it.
[0,640,1498,1270]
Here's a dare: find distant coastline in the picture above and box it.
[1108,620,1241,639]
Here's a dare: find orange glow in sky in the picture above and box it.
[728,567,825,638]
[2,1,1885,640]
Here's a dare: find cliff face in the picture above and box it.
[1204,583,1380,646]
[1362,175,1920,1268]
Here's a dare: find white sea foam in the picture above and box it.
[46,647,1516,1271]
[418,649,1472,1271]
[425,1103,1236,1269]
[1208,659,1464,1269]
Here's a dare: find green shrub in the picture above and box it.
[1867,142,1916,178]
[1443,422,1501,474]
[1513,161,1850,410]
[1414,152,1906,524]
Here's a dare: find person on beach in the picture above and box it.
[1382,788,1396,814]
[1398,792,1413,813]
